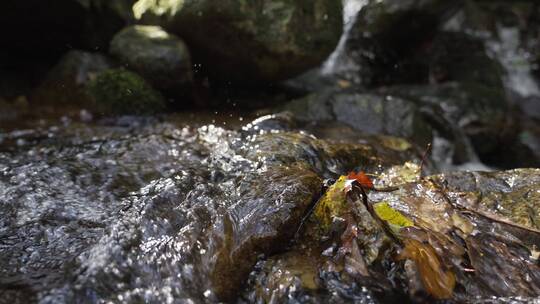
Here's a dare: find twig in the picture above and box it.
[351,183,403,246]
[419,143,432,178]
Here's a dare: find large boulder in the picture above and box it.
[110,25,193,94]
[443,1,540,99]
[428,31,504,88]
[133,0,343,83]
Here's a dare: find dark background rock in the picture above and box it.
[0,0,135,100]
[428,31,504,88]
[31,50,114,107]
[331,0,462,86]
[134,0,343,83]
[0,0,135,65]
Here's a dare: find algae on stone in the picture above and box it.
[86,68,165,115]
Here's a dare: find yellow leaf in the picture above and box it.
[374,202,414,229]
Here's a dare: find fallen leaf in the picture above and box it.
[398,239,456,299]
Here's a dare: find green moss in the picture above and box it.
[314,176,349,230]
[86,68,165,115]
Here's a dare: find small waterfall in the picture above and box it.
[486,26,540,98]
[321,0,368,75]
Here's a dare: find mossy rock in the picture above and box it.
[110,25,192,93]
[86,68,165,115]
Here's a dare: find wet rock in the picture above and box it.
[245,165,540,303]
[285,88,433,147]
[371,167,540,300]
[133,0,343,83]
[432,168,540,231]
[110,25,193,94]
[0,115,418,302]
[86,68,166,115]
[31,50,114,107]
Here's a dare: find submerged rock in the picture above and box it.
[133,0,343,83]
[110,25,193,94]
[86,68,166,115]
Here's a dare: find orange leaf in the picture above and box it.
[398,239,456,299]
[347,171,373,189]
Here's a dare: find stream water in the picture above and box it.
[2,1,540,303]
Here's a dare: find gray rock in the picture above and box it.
[380,82,508,160]
[285,89,433,147]
[110,25,193,93]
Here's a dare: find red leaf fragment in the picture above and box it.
[347,171,374,189]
